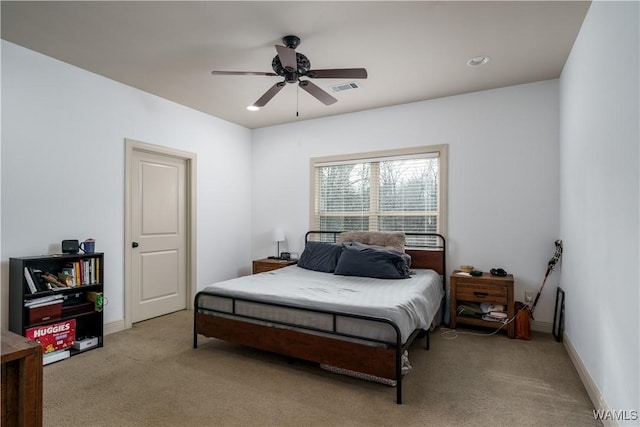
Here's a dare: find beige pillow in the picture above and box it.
[338,231,406,253]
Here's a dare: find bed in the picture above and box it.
[193,231,446,404]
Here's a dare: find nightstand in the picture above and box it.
[450,270,515,338]
[252,258,297,274]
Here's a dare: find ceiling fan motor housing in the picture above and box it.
[272,52,311,83]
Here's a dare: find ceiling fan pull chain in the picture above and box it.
[296,84,299,117]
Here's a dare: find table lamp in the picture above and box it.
[272,228,285,258]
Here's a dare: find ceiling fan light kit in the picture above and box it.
[211,35,368,110]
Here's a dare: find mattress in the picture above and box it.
[196,265,444,345]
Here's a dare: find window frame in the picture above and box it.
[309,144,448,237]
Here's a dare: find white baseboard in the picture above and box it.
[531,320,553,333]
[104,318,126,336]
[563,333,616,427]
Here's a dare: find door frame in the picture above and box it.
[124,138,197,330]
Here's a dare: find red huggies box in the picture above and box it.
[25,319,76,354]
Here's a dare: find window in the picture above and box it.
[310,145,447,246]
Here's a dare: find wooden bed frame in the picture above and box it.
[194,231,446,404]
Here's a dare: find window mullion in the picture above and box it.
[369,162,380,231]
[313,167,321,229]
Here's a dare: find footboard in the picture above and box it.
[193,291,423,404]
[195,312,398,379]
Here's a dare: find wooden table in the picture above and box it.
[1,329,43,427]
[450,271,515,338]
[252,258,298,274]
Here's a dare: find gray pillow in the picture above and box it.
[297,241,343,273]
[333,244,411,279]
[338,231,406,253]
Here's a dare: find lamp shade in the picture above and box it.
[272,228,285,242]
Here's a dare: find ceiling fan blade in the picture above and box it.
[307,68,368,79]
[275,45,297,72]
[211,71,278,76]
[299,80,337,106]
[253,82,286,107]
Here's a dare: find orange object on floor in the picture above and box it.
[514,302,532,340]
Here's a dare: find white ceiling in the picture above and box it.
[1,1,590,129]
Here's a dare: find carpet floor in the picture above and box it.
[42,310,600,427]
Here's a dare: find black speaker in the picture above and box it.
[61,239,79,254]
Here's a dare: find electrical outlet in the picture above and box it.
[524,290,534,303]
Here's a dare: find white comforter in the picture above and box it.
[198,265,444,344]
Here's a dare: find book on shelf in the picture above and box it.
[26,298,63,309]
[90,258,96,284]
[83,259,90,284]
[79,260,84,285]
[24,294,64,307]
[24,267,38,293]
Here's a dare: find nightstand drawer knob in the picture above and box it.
[473,291,488,298]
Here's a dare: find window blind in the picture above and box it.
[312,150,442,245]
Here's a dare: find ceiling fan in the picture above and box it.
[211,35,368,109]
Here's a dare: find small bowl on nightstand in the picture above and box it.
[460,265,474,273]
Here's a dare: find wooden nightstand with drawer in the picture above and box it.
[252,258,297,274]
[450,270,515,338]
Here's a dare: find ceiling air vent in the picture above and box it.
[329,82,360,93]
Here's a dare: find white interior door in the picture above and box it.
[131,150,187,323]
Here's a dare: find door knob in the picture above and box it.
[132,242,139,248]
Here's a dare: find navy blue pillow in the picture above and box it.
[297,241,343,273]
[348,241,411,269]
[333,244,411,279]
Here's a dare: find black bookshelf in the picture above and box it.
[9,253,104,359]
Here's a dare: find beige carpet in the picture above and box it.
[42,310,600,427]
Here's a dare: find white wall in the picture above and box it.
[1,41,254,327]
[252,80,561,325]
[559,0,639,421]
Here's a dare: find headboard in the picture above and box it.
[304,231,446,276]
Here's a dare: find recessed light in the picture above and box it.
[246,105,259,111]
[467,56,489,67]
